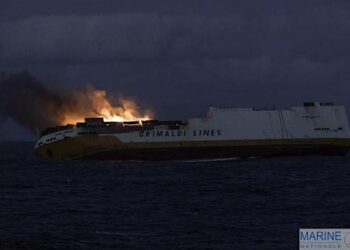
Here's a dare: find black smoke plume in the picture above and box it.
[0,71,151,134]
[0,72,69,133]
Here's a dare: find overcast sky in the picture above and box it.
[1,0,350,140]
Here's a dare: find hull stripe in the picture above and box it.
[35,136,350,160]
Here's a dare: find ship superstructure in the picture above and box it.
[35,102,350,160]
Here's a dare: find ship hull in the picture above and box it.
[35,136,350,161]
[34,102,350,160]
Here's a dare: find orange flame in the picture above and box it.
[59,85,152,125]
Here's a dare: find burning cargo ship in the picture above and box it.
[35,102,350,160]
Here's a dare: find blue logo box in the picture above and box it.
[300,229,350,249]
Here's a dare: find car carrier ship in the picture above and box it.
[34,102,350,160]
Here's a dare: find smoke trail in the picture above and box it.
[0,72,66,133]
[0,72,152,134]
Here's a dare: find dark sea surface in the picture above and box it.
[1,142,350,249]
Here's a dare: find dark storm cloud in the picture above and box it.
[0,13,261,64]
[1,2,350,65]
[1,0,350,138]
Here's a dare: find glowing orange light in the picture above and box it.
[59,86,152,125]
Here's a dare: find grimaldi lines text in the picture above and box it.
[138,129,222,138]
[34,102,350,160]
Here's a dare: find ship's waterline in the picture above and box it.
[34,102,350,160]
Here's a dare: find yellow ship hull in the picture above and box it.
[35,136,350,160]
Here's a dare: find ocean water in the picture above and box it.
[1,142,350,249]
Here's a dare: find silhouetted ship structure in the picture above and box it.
[35,102,350,160]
